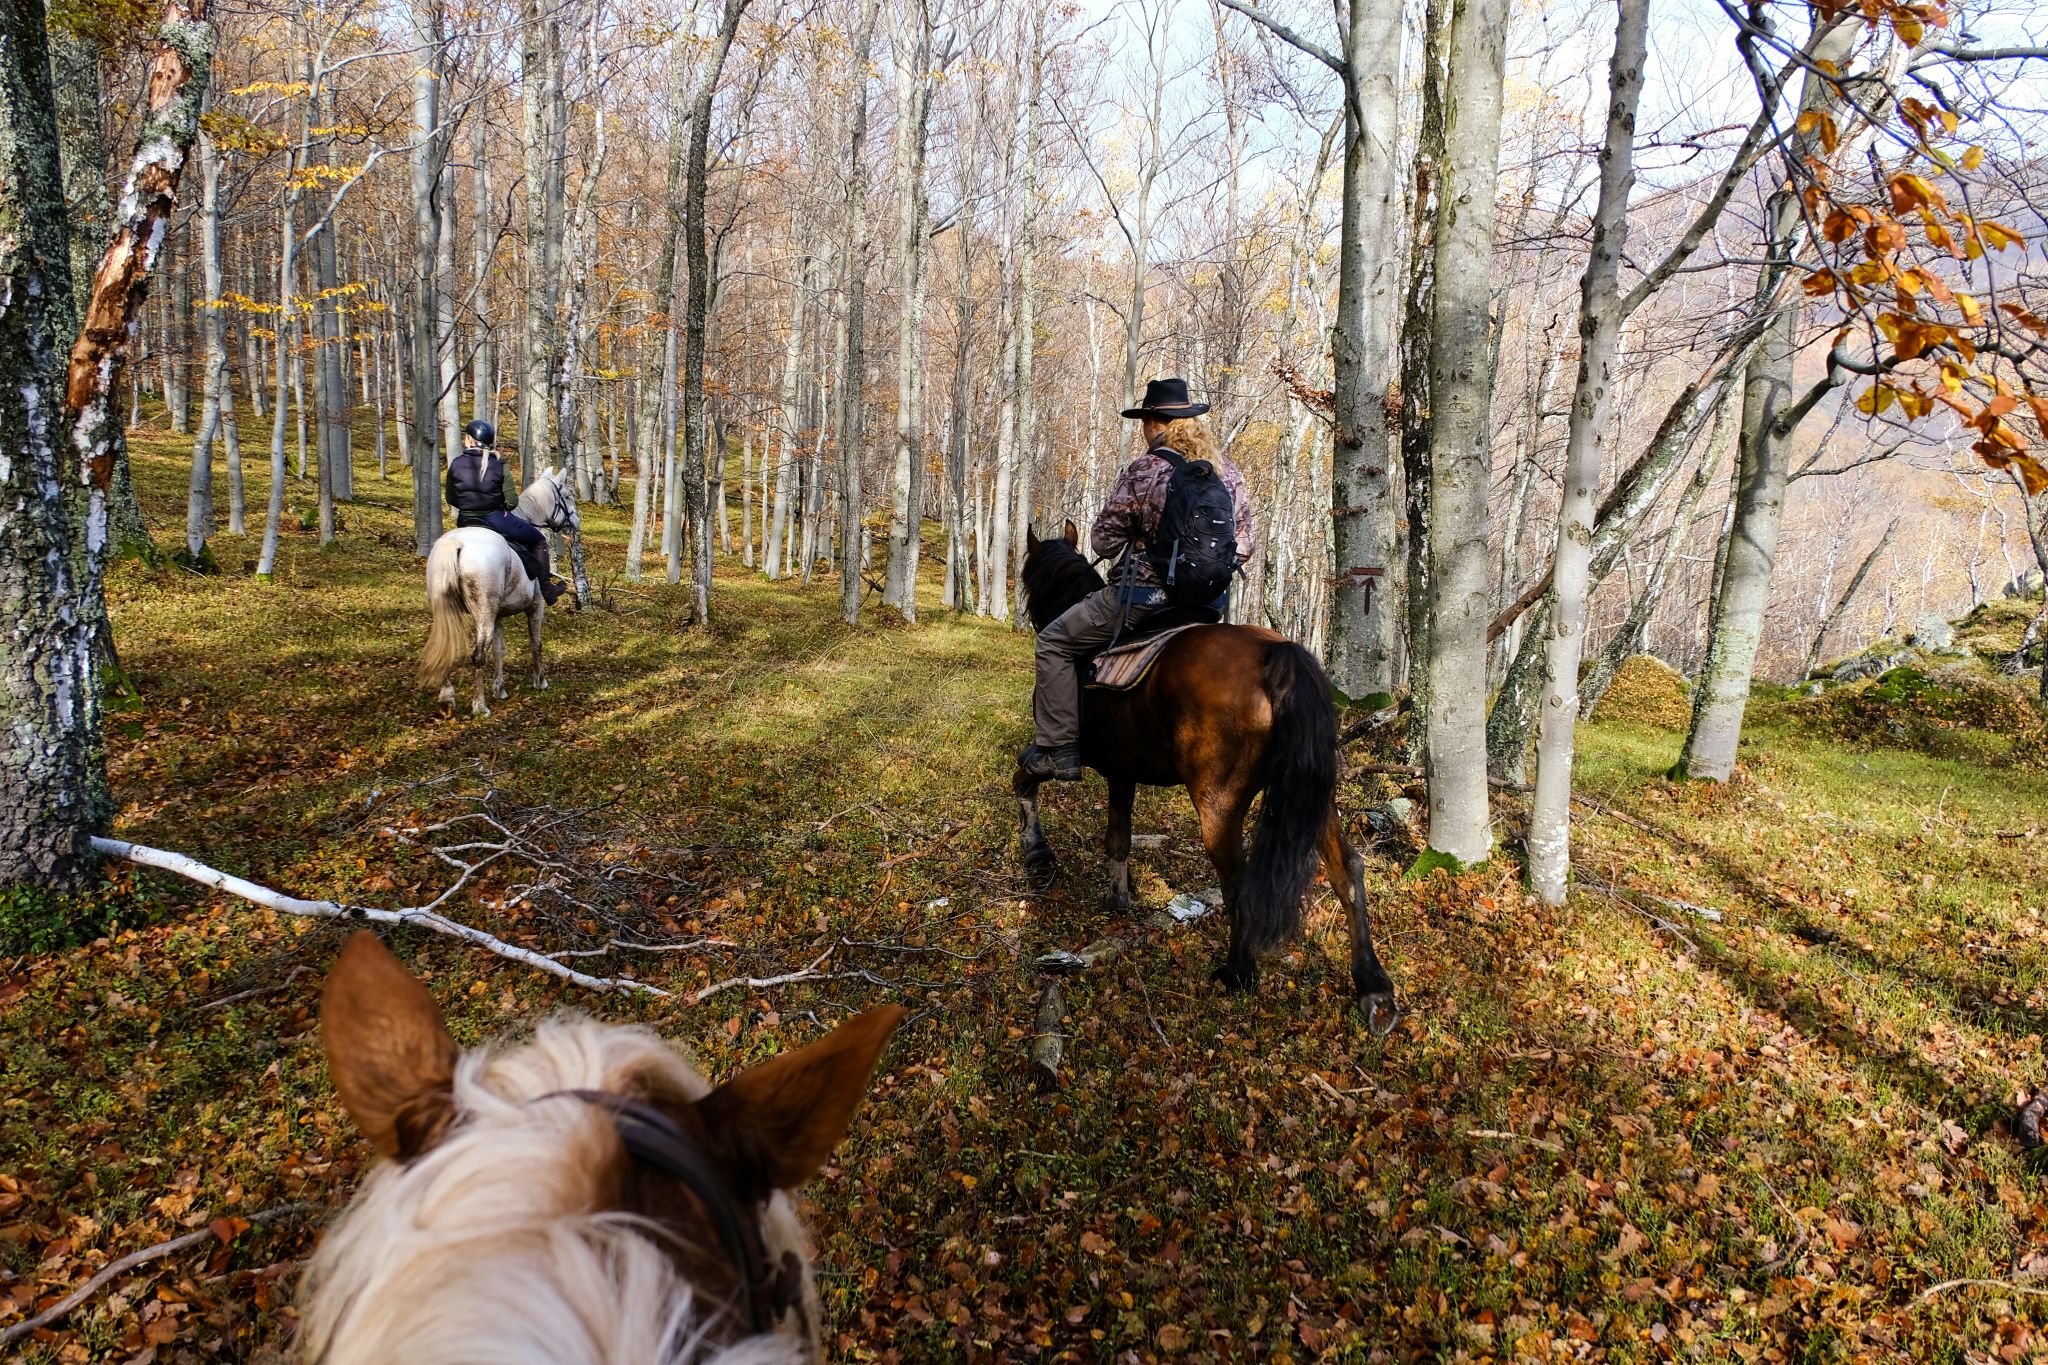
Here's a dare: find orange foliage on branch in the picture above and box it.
[1797,0,2048,493]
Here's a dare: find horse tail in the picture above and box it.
[417,540,468,689]
[1239,640,1338,956]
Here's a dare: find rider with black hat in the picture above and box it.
[446,420,567,605]
[1017,378,1256,782]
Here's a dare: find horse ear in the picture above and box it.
[692,1006,906,1201]
[1062,519,1079,546]
[1025,526,1040,551]
[321,932,459,1161]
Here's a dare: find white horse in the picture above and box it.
[417,467,578,717]
[305,932,905,1364]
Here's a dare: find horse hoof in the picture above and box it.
[1022,848,1058,892]
[1102,889,1132,914]
[1357,992,1402,1039]
[1210,960,1258,994]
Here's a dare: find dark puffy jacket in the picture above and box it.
[446,450,510,525]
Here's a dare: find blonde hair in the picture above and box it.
[1155,416,1222,464]
[299,1015,814,1365]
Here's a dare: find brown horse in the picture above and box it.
[1015,524,1399,1033]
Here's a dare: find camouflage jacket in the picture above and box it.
[1089,433,1257,589]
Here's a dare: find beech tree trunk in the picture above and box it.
[1326,0,1404,705]
[764,253,807,581]
[1578,445,1719,716]
[1802,519,1897,677]
[1525,0,1648,905]
[627,43,691,582]
[836,0,879,627]
[680,0,753,623]
[1419,0,1510,869]
[1678,305,1797,779]
[520,0,563,489]
[189,122,228,563]
[471,109,495,424]
[406,0,446,558]
[1008,8,1045,627]
[1678,19,1856,781]
[882,0,936,620]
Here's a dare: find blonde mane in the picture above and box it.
[299,1014,815,1365]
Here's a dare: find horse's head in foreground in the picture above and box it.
[303,933,904,1364]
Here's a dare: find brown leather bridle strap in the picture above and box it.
[542,1089,801,1337]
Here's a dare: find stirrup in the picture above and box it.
[1019,743,1083,781]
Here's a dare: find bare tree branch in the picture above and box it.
[1215,0,1344,73]
[91,838,674,997]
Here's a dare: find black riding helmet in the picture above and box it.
[462,419,495,448]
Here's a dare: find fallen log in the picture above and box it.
[1029,982,1065,1091]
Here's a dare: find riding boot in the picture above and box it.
[534,544,568,606]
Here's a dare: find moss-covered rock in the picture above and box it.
[1587,654,1691,730]
[1794,661,2046,766]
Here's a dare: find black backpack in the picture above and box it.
[1147,447,1238,607]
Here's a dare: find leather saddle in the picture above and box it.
[509,542,546,586]
[1084,605,1222,691]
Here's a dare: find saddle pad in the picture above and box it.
[1086,623,1211,691]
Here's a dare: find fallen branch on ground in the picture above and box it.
[1915,1273,2048,1305]
[692,947,835,1004]
[0,1204,311,1348]
[93,838,672,997]
[1030,982,1065,1091]
[1337,700,1405,748]
[1465,1128,1566,1154]
[199,965,310,1011]
[879,822,965,868]
[1581,875,1701,952]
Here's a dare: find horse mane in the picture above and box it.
[1021,533,1105,631]
[299,1014,811,1365]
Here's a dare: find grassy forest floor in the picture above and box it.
[5,421,2048,1363]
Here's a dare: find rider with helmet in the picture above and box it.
[446,420,567,605]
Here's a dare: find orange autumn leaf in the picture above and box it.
[1888,173,1943,213]
[2001,302,2048,336]
[1980,219,2026,250]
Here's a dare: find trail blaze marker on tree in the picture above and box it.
[1337,565,1383,610]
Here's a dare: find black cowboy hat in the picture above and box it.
[1120,377,1210,420]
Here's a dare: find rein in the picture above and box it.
[537,476,574,532]
[542,1089,803,1337]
